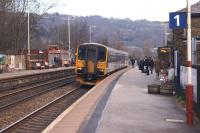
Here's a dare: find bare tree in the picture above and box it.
[107,30,127,51]
[71,17,89,49]
[0,0,55,54]
[0,0,13,52]
[47,16,90,56]
[97,37,108,46]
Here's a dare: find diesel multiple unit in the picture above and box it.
[76,43,129,85]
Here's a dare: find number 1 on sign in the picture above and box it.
[174,15,180,27]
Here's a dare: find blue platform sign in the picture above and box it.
[169,12,187,29]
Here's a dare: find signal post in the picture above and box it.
[169,0,193,125]
[186,0,193,125]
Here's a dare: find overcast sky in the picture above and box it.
[42,0,200,21]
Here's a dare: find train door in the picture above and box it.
[87,49,96,74]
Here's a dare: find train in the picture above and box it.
[75,43,129,85]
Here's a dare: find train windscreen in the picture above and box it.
[98,47,106,62]
[78,46,86,60]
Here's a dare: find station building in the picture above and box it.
[170,1,200,118]
[0,45,69,72]
[27,45,69,70]
[171,2,200,65]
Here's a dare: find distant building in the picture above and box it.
[48,45,69,68]
[29,49,48,69]
[21,45,69,70]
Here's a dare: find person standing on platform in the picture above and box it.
[131,58,135,68]
[154,59,161,79]
[149,57,154,74]
[144,57,149,75]
[139,59,145,73]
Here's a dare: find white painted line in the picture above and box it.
[166,119,185,123]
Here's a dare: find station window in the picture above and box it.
[98,47,106,62]
[78,46,86,60]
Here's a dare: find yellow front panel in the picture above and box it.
[97,62,106,69]
[97,62,107,75]
[87,60,95,73]
[76,60,85,71]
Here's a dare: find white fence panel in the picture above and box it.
[180,66,197,102]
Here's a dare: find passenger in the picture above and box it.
[54,56,60,67]
[137,59,141,70]
[167,63,175,83]
[144,57,150,75]
[149,57,154,74]
[131,58,135,68]
[154,59,161,79]
[139,59,144,73]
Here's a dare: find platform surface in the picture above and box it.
[42,68,127,133]
[82,68,200,133]
[0,67,74,80]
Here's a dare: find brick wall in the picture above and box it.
[172,14,200,65]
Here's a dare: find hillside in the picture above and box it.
[36,14,165,49]
[84,15,164,48]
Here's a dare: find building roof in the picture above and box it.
[179,1,200,13]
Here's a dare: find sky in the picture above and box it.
[41,0,200,21]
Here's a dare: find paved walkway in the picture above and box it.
[0,67,73,80]
[85,68,200,133]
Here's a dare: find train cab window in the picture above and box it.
[98,47,106,62]
[78,47,86,60]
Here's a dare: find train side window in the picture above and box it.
[98,47,106,62]
[78,47,86,60]
[109,54,113,62]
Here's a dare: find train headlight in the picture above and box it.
[77,67,84,74]
[77,67,83,70]
[100,69,104,72]
[98,69,104,76]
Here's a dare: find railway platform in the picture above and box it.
[0,67,74,80]
[43,68,200,133]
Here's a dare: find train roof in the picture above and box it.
[80,43,129,56]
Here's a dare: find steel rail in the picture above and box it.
[0,88,81,133]
[0,75,75,100]
[0,75,76,111]
[0,69,74,92]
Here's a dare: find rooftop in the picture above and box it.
[179,1,200,13]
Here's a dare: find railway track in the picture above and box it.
[0,75,76,111]
[0,70,75,95]
[0,88,87,133]
[0,68,75,92]
[0,77,70,97]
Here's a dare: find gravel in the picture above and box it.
[0,82,80,130]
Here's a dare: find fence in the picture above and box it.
[174,38,200,118]
[179,65,200,117]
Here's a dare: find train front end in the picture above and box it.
[75,43,107,85]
